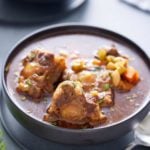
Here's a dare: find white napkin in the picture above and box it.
[122,0,150,12]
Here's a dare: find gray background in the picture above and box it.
[0,0,150,149]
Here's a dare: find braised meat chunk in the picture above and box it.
[44,80,106,128]
[16,50,66,100]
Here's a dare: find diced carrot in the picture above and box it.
[123,66,139,84]
[134,71,140,83]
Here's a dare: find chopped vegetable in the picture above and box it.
[92,67,101,71]
[103,83,111,91]
[25,79,32,86]
[97,49,107,61]
[116,66,126,74]
[111,70,121,87]
[79,72,96,83]
[90,90,99,97]
[123,66,139,84]
[106,55,115,62]
[115,62,127,74]
[71,59,86,72]
[114,57,127,63]
[106,62,116,70]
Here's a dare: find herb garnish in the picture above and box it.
[25,79,32,86]
[103,83,111,91]
[93,67,101,71]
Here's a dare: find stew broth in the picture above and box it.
[6,34,150,127]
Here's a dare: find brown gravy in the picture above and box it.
[6,34,150,127]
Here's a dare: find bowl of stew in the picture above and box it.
[2,24,150,144]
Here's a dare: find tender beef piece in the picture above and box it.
[43,80,106,128]
[107,47,120,57]
[106,46,128,59]
[16,50,66,101]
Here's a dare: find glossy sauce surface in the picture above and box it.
[6,34,150,127]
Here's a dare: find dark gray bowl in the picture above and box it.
[2,24,150,144]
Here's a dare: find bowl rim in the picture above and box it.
[2,23,150,133]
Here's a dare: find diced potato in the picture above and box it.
[114,57,123,62]
[115,62,127,74]
[114,57,128,66]
[71,59,86,72]
[90,90,99,97]
[115,61,126,67]
[97,49,107,61]
[116,66,126,74]
[106,55,115,63]
[79,72,96,83]
[111,70,121,87]
[106,62,116,70]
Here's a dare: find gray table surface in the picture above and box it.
[0,0,150,149]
